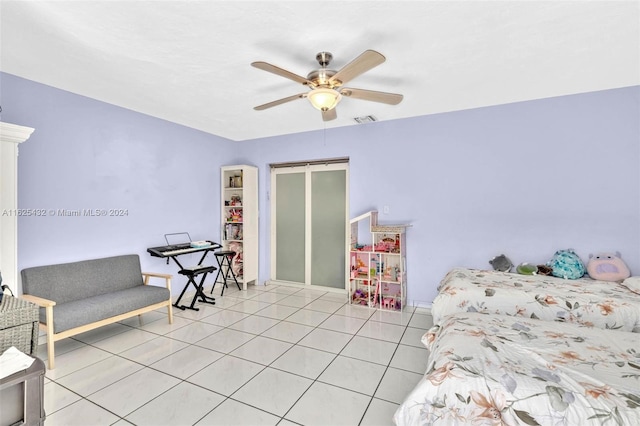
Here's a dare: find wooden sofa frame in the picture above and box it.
[22,272,173,369]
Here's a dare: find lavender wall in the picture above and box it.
[244,86,640,305]
[2,73,234,281]
[2,72,639,304]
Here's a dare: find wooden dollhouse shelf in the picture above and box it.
[348,211,409,311]
[371,225,410,233]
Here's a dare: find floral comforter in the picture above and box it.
[393,312,640,425]
[431,268,640,332]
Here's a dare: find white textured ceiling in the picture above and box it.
[1,1,638,141]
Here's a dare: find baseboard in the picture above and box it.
[409,300,432,313]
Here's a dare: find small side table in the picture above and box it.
[0,356,46,425]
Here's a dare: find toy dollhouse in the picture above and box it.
[349,211,409,311]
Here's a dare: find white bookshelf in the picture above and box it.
[220,165,258,290]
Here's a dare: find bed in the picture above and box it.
[431,268,640,333]
[393,312,640,425]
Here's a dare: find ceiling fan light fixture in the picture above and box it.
[252,50,402,120]
[307,87,341,111]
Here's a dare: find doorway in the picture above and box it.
[270,159,349,291]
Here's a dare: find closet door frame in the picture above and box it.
[269,159,349,292]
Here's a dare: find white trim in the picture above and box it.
[266,279,348,295]
[270,162,349,289]
[410,301,433,311]
[1,122,35,295]
[0,122,35,145]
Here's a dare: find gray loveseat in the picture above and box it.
[21,254,173,369]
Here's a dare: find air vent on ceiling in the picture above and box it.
[353,115,378,124]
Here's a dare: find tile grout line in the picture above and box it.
[40,284,426,425]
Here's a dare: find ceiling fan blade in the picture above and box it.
[329,50,386,86]
[322,108,337,122]
[340,88,403,105]
[254,93,307,110]
[251,61,313,86]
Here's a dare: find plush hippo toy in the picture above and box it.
[587,252,631,282]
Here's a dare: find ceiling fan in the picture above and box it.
[251,50,403,121]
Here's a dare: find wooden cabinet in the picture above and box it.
[221,165,258,290]
[348,211,408,311]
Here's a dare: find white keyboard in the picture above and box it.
[147,241,221,258]
[162,246,202,256]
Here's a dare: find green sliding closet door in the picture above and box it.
[310,169,346,288]
[275,172,306,283]
[271,162,348,289]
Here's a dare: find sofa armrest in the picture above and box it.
[21,294,56,308]
[22,293,57,366]
[141,272,172,291]
[142,272,172,280]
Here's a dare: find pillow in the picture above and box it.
[587,252,630,282]
[621,276,640,294]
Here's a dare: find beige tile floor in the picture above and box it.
[37,281,432,425]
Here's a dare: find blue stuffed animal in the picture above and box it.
[547,249,585,279]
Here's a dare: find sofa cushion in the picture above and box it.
[22,255,145,304]
[42,285,170,333]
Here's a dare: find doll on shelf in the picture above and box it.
[383,266,392,280]
[228,208,243,222]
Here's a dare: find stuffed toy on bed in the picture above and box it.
[489,254,513,272]
[547,249,585,279]
[587,252,631,282]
